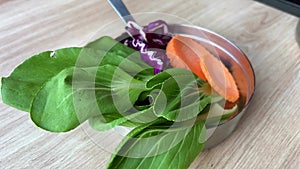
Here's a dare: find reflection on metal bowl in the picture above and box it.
[116,23,256,149]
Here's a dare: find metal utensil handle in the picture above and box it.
[108,0,136,24]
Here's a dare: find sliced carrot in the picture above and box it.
[166,35,207,80]
[166,35,239,102]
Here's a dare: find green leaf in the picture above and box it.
[88,67,212,131]
[88,107,158,131]
[86,36,133,54]
[142,68,212,122]
[1,48,81,111]
[88,67,213,131]
[153,75,211,122]
[85,36,151,71]
[1,36,152,112]
[30,64,151,132]
[161,95,211,122]
[106,119,206,169]
[30,67,83,132]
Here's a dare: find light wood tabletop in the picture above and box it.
[0,0,299,168]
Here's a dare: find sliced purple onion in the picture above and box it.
[124,20,172,74]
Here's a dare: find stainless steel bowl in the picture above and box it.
[115,23,255,149]
[167,24,255,148]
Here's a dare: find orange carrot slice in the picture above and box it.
[166,35,207,80]
[166,35,239,102]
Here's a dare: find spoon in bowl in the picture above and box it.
[108,0,136,24]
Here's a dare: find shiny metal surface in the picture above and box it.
[168,24,255,149]
[205,107,246,148]
[115,23,255,149]
[108,0,135,24]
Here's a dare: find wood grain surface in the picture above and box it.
[0,0,299,168]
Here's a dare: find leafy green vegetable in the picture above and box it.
[1,48,82,111]
[1,44,217,132]
[86,36,129,52]
[85,36,152,73]
[106,119,206,169]
[151,74,211,122]
[1,35,239,169]
[1,37,157,132]
[88,68,210,131]
[1,36,151,112]
[30,65,149,132]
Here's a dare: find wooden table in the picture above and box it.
[0,0,299,168]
